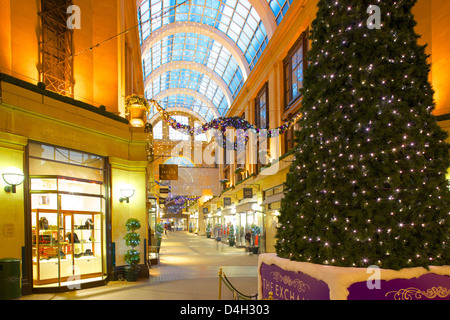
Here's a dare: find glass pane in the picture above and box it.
[32,210,61,287]
[31,178,57,191]
[31,193,58,210]
[260,104,266,129]
[29,143,104,169]
[153,121,164,139]
[58,178,102,195]
[29,158,104,181]
[60,194,102,212]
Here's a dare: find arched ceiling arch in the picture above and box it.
[141,21,250,78]
[149,107,208,125]
[154,88,220,117]
[142,32,245,100]
[145,67,230,116]
[144,61,233,108]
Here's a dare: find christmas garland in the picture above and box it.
[147,99,302,139]
[164,195,201,214]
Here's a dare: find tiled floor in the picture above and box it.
[21,231,260,300]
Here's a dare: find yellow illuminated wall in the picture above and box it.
[0,0,143,114]
[413,0,450,115]
[110,158,148,267]
[0,133,27,260]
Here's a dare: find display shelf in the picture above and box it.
[32,209,103,286]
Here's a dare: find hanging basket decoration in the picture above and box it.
[125,95,151,128]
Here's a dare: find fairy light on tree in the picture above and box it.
[275,0,450,270]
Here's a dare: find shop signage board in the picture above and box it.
[159,164,178,180]
[347,273,450,300]
[243,188,253,199]
[160,188,169,194]
[259,263,330,300]
[202,208,209,214]
[260,256,450,300]
[223,197,231,206]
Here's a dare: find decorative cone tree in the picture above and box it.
[276,0,450,270]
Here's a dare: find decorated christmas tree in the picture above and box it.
[276,0,450,270]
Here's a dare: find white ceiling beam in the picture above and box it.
[247,0,277,38]
[153,88,221,118]
[149,107,208,125]
[144,61,233,108]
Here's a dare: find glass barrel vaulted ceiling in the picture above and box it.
[138,0,294,122]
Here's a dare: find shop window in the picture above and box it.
[255,83,269,172]
[153,121,163,140]
[284,120,300,153]
[255,83,269,130]
[284,30,308,111]
[28,142,107,289]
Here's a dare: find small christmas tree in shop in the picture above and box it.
[276,0,450,270]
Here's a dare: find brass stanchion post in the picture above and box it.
[218,268,223,300]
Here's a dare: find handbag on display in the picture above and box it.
[66,232,81,243]
[84,218,94,229]
[39,217,49,230]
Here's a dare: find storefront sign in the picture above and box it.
[159,164,178,180]
[159,187,169,195]
[223,197,231,206]
[347,273,450,300]
[243,188,253,199]
[259,263,330,300]
[3,224,14,237]
[202,208,209,214]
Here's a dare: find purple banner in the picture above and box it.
[348,273,450,300]
[260,263,330,300]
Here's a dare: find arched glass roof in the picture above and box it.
[138,0,291,122]
[267,0,293,25]
[146,68,228,114]
[143,32,245,99]
[148,93,217,122]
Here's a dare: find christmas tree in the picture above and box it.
[276,0,450,270]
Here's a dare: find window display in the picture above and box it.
[32,209,103,285]
[28,142,107,289]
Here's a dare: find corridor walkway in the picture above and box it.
[21,231,260,300]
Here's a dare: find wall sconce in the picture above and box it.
[119,187,135,203]
[2,167,25,193]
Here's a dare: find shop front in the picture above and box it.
[28,141,109,289]
[261,185,285,253]
[188,211,199,234]
[221,206,235,244]
[234,199,264,251]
